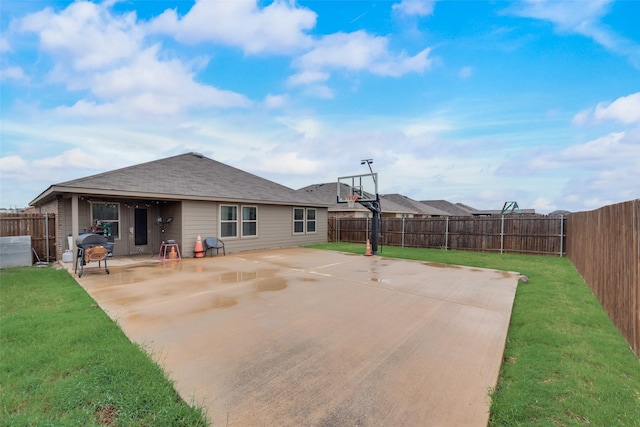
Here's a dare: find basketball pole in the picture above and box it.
[361,159,381,255]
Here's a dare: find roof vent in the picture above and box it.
[192,152,204,158]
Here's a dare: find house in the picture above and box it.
[380,194,450,217]
[420,200,473,216]
[297,183,415,218]
[29,152,329,260]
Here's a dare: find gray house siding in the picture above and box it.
[179,202,327,257]
[181,200,218,257]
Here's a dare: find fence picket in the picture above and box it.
[329,216,566,256]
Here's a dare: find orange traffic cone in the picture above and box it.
[194,234,204,258]
[365,239,372,256]
[169,246,177,259]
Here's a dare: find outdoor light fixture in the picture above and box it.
[156,216,173,225]
[361,159,374,176]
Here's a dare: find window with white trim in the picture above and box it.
[242,206,257,237]
[220,205,238,238]
[306,208,317,233]
[91,202,120,239]
[293,208,305,234]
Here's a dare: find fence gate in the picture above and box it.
[0,213,57,262]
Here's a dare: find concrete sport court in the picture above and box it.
[75,247,519,426]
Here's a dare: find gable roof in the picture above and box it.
[381,194,450,216]
[420,200,473,216]
[297,183,414,214]
[30,152,326,207]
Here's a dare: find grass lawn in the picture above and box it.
[1,266,208,426]
[308,243,640,426]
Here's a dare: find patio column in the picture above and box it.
[71,194,79,253]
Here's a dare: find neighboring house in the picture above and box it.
[297,183,415,218]
[453,202,537,216]
[420,200,473,216]
[380,194,450,217]
[29,152,329,260]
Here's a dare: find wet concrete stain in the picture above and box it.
[255,277,287,292]
[205,295,238,310]
[423,262,462,269]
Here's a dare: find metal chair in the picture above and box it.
[203,237,225,256]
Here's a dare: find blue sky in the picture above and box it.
[1,0,639,213]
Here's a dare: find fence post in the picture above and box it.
[445,216,449,250]
[500,215,505,254]
[45,212,50,261]
[402,217,405,248]
[559,215,564,257]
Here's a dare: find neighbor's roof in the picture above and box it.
[297,183,414,214]
[30,152,327,207]
[420,200,473,216]
[381,194,450,216]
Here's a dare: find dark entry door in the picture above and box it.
[134,208,148,246]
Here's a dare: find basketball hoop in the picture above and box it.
[345,194,359,208]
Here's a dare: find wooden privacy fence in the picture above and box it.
[567,199,640,357]
[0,213,57,263]
[329,215,566,256]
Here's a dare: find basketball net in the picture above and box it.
[345,194,359,208]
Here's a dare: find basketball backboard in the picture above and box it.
[337,173,378,203]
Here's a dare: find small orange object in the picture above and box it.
[169,246,177,259]
[194,234,204,258]
[365,239,372,256]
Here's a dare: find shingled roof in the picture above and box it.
[381,194,450,216]
[297,183,414,214]
[31,152,326,206]
[420,200,473,216]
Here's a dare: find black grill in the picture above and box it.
[74,233,112,278]
[76,233,108,248]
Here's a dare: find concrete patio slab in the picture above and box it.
[74,248,518,426]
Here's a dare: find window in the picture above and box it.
[293,208,305,234]
[220,205,238,238]
[306,208,316,233]
[221,205,258,238]
[91,202,120,239]
[242,206,257,237]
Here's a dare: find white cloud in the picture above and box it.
[392,0,437,17]
[19,1,143,71]
[0,37,10,53]
[0,66,27,81]
[16,2,250,118]
[32,148,103,169]
[250,152,321,175]
[287,70,330,87]
[559,131,640,164]
[531,197,557,212]
[147,0,316,55]
[277,117,323,139]
[0,155,27,173]
[593,92,640,124]
[572,92,640,125]
[264,94,287,109]
[293,30,433,80]
[510,0,640,65]
[571,108,591,126]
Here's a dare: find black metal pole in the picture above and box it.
[371,197,381,255]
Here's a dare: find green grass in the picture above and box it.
[0,266,208,427]
[308,243,640,426]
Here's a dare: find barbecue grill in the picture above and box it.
[74,233,113,277]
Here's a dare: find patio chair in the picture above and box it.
[204,237,225,256]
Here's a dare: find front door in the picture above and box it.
[134,208,149,253]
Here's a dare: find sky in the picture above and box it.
[1,0,639,214]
